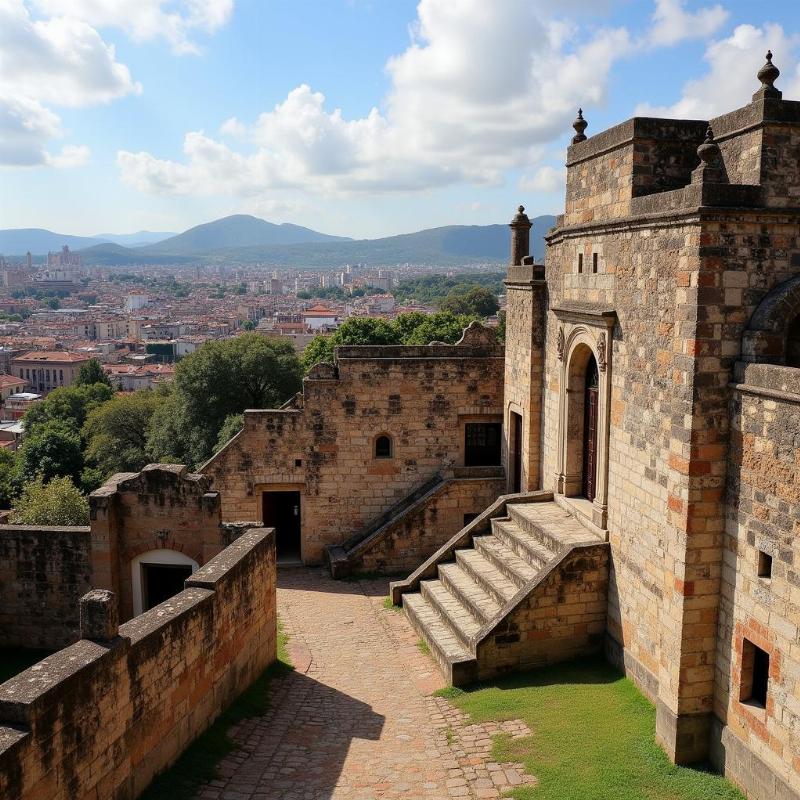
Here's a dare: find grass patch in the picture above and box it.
[417,638,432,657]
[382,596,402,611]
[0,647,54,685]
[448,656,745,800]
[434,685,466,699]
[140,622,292,800]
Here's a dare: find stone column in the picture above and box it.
[509,206,532,266]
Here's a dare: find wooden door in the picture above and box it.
[583,369,599,501]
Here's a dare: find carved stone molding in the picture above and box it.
[557,326,565,361]
[597,332,607,371]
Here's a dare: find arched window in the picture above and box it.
[375,435,393,459]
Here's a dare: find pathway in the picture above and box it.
[194,568,535,800]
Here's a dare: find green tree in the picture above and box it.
[393,312,427,342]
[301,317,401,372]
[439,286,499,317]
[496,310,506,344]
[147,335,302,467]
[402,311,478,345]
[12,476,89,526]
[301,335,335,371]
[75,358,112,387]
[23,383,114,437]
[83,390,165,477]
[214,413,244,453]
[0,449,17,509]
[17,419,84,484]
[241,319,256,331]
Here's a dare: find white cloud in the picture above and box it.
[47,144,91,168]
[118,0,735,201]
[0,0,142,167]
[638,23,800,119]
[648,0,727,47]
[119,0,632,197]
[30,0,234,55]
[519,165,567,193]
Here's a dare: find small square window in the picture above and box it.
[740,639,770,708]
[592,253,599,273]
[758,550,773,579]
[463,513,479,527]
[577,253,583,274]
[294,459,302,468]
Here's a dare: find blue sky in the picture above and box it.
[1,0,799,239]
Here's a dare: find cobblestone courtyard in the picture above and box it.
[195,568,535,800]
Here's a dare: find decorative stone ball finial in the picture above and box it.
[572,108,588,144]
[512,205,530,224]
[697,126,720,165]
[754,50,781,100]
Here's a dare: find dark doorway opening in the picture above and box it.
[142,563,192,611]
[582,355,599,501]
[511,412,523,493]
[262,490,302,561]
[464,422,502,467]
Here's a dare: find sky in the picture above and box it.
[1,0,799,240]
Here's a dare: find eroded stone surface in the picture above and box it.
[194,568,536,800]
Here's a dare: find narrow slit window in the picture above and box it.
[758,550,773,579]
[740,639,770,708]
[577,253,583,274]
[592,252,599,273]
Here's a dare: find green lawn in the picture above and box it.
[441,657,744,800]
[141,623,292,800]
[0,647,54,685]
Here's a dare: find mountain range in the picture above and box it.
[0,213,556,268]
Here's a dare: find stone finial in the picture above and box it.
[509,205,532,266]
[80,589,119,641]
[753,50,781,100]
[697,126,720,164]
[572,108,588,144]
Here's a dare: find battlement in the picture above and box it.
[560,59,800,228]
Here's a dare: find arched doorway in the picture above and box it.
[131,549,199,616]
[582,355,599,501]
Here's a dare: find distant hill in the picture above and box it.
[78,214,556,267]
[0,228,105,255]
[140,214,350,256]
[94,231,176,247]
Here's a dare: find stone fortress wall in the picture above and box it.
[205,323,506,565]
[0,527,276,800]
[0,525,91,649]
[519,55,800,799]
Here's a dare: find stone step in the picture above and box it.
[472,535,539,588]
[455,549,519,608]
[403,592,473,680]
[507,502,593,553]
[420,579,482,648]
[438,562,501,625]
[491,519,554,571]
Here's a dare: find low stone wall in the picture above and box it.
[336,475,506,576]
[0,525,92,649]
[0,527,277,800]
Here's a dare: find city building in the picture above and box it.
[11,351,90,394]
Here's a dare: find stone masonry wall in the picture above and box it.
[0,526,91,649]
[90,464,228,620]
[712,362,800,799]
[0,527,277,800]
[475,543,609,680]
[205,326,504,564]
[346,475,506,576]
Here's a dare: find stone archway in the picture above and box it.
[131,549,199,616]
[742,274,800,365]
[553,303,615,532]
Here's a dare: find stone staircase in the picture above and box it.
[391,495,609,686]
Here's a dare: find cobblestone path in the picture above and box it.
[195,568,535,800]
